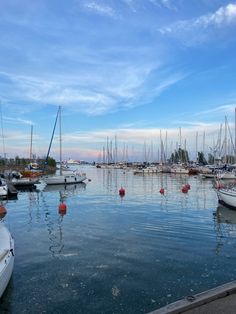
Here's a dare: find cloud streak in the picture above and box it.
[159,3,236,44]
[83,2,116,17]
[0,60,185,116]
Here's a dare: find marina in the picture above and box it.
[1,166,236,313]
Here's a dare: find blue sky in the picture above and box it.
[0,0,236,162]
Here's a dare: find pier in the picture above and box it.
[149,281,236,314]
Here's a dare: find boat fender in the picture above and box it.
[10,249,14,256]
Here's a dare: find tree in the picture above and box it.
[208,153,214,165]
[46,157,56,167]
[170,148,189,163]
[198,152,207,165]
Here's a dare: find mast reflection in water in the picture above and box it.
[2,166,236,314]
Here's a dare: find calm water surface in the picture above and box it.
[1,166,236,313]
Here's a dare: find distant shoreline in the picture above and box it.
[0,165,56,174]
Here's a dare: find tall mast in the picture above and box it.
[29,124,33,160]
[196,131,198,163]
[165,131,168,164]
[0,104,6,159]
[235,108,236,163]
[224,115,227,164]
[44,106,60,170]
[59,106,62,175]
[203,131,205,157]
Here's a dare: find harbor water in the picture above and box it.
[1,166,236,313]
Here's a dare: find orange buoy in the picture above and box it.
[119,187,125,196]
[0,204,7,219]
[159,188,165,194]
[182,186,188,193]
[58,202,67,216]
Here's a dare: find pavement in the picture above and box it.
[148,280,236,314]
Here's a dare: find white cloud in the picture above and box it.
[194,104,236,117]
[3,116,33,126]
[84,2,115,17]
[0,62,185,116]
[159,3,236,36]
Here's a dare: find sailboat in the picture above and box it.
[0,219,14,298]
[43,107,87,185]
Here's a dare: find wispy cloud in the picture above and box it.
[146,0,176,10]
[3,116,33,126]
[159,3,236,43]
[83,1,116,17]
[0,61,185,116]
[194,104,236,117]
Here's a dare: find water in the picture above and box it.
[1,166,236,313]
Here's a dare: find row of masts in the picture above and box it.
[98,111,236,165]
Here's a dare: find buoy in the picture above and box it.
[182,186,188,193]
[0,204,7,219]
[159,188,165,194]
[119,187,125,196]
[185,184,191,190]
[58,202,67,216]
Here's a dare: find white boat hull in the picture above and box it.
[0,223,14,298]
[0,179,8,198]
[217,188,236,209]
[171,168,189,174]
[44,173,86,185]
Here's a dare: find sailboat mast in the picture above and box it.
[235,108,236,163]
[59,106,62,175]
[224,115,227,164]
[29,125,33,160]
[44,106,61,171]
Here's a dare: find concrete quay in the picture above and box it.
[148,281,236,314]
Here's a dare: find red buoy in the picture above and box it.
[0,205,7,219]
[185,184,191,190]
[159,188,165,194]
[58,202,67,216]
[182,186,188,193]
[119,187,125,196]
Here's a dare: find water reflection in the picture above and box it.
[215,205,236,224]
[4,166,234,314]
[214,205,236,254]
[43,182,86,193]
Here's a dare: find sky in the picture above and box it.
[0,0,236,162]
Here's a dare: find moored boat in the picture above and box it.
[43,107,87,186]
[216,186,236,209]
[0,178,8,199]
[44,171,86,185]
[0,221,14,298]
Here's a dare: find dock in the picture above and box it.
[148,281,236,314]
